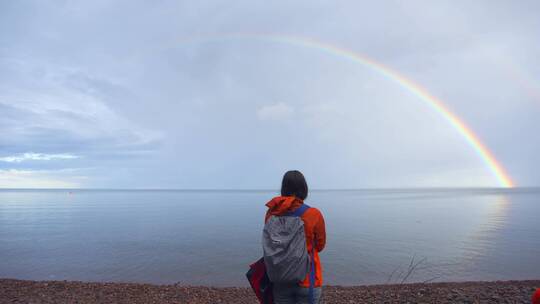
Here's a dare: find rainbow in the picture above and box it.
[501,61,540,104]
[182,33,515,187]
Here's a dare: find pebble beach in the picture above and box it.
[1,279,539,303]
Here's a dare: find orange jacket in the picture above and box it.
[264,196,326,287]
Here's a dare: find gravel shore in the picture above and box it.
[1,279,538,303]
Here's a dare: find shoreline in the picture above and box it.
[1,278,539,303]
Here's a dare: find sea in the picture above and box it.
[0,188,539,286]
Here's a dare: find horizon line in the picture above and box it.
[0,187,537,191]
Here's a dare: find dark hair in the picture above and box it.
[281,170,308,200]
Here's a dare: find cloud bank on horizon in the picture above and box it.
[1,1,539,189]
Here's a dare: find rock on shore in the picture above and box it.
[1,279,538,303]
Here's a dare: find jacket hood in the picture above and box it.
[265,196,303,216]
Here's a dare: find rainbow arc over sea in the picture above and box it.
[182,33,515,187]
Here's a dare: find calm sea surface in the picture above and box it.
[0,188,539,286]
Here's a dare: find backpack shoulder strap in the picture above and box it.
[285,203,310,217]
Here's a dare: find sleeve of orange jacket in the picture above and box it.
[314,208,326,252]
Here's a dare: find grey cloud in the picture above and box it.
[1,0,539,188]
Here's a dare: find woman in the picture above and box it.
[264,170,326,304]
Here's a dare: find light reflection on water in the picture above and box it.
[0,188,539,286]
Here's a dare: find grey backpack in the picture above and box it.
[262,204,311,283]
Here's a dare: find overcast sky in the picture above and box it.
[1,1,539,189]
